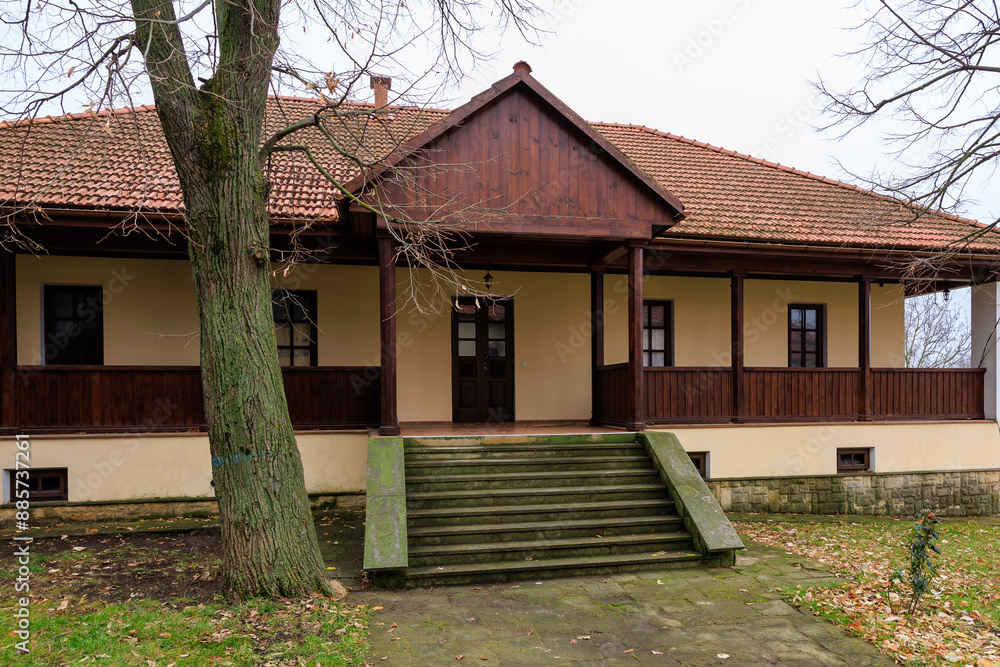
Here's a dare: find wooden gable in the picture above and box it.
[348,66,684,240]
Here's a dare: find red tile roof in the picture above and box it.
[2,97,997,252]
[595,123,999,251]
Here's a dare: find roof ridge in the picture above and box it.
[0,97,453,130]
[591,120,986,230]
[0,104,158,129]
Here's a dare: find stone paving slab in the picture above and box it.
[356,541,895,666]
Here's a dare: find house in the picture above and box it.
[2,61,999,546]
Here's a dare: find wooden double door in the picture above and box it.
[452,297,514,422]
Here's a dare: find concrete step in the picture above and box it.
[405,454,651,474]
[406,498,678,527]
[387,550,704,587]
[408,532,694,565]
[404,433,639,449]
[404,442,644,461]
[405,468,659,492]
[407,515,685,545]
[406,483,669,509]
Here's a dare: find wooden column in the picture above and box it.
[0,251,15,430]
[626,244,646,431]
[858,276,872,421]
[730,271,745,423]
[589,268,605,426]
[377,235,400,436]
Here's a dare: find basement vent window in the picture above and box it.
[688,452,708,478]
[837,448,871,474]
[5,468,68,503]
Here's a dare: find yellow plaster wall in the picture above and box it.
[604,277,903,369]
[744,279,858,367]
[16,255,200,366]
[661,421,1000,479]
[0,432,368,503]
[271,264,380,366]
[603,275,731,367]
[872,283,906,367]
[15,256,382,367]
[395,269,592,422]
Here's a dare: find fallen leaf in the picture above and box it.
[717,654,730,659]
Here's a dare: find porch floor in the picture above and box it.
[393,422,623,437]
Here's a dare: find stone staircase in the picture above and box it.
[365,432,743,588]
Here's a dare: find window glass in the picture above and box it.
[272,290,317,367]
[43,285,104,365]
[642,300,673,367]
[789,305,824,368]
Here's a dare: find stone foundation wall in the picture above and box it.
[708,470,1000,517]
[0,493,365,527]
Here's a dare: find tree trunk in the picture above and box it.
[185,96,331,601]
[132,0,331,601]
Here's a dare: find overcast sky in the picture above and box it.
[403,0,994,226]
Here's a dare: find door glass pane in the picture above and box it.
[650,305,664,326]
[456,302,476,315]
[805,309,817,329]
[458,322,476,339]
[790,308,803,328]
[488,341,506,357]
[488,304,505,321]
[790,331,802,349]
[642,329,649,348]
[278,349,292,366]
[805,331,817,352]
[459,340,476,357]
[293,348,311,366]
[488,323,505,340]
[651,329,665,350]
[651,352,665,366]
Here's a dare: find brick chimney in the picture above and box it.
[370,76,391,109]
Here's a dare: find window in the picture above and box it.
[688,452,708,478]
[7,468,68,502]
[837,448,871,473]
[272,290,317,367]
[642,300,673,367]
[788,304,824,368]
[43,285,104,365]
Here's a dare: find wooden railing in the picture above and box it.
[282,366,381,428]
[644,367,733,423]
[593,363,630,426]
[872,368,985,420]
[12,365,380,432]
[745,368,861,421]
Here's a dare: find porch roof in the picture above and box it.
[2,70,999,253]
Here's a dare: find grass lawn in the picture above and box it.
[735,515,1000,667]
[1,531,370,666]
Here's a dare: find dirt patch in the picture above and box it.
[32,530,223,605]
